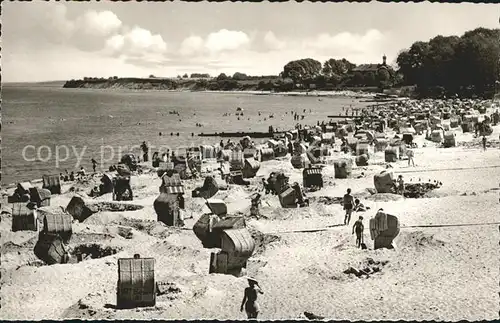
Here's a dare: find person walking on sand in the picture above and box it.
[406,147,415,167]
[396,175,405,196]
[343,188,354,225]
[262,178,270,195]
[352,216,364,248]
[91,158,98,173]
[482,135,487,151]
[241,278,263,319]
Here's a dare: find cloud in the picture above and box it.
[176,29,251,59]
[108,26,167,55]
[104,26,168,67]
[303,29,385,56]
[3,2,167,65]
[205,29,251,52]
[76,10,122,37]
[263,31,286,50]
[70,10,124,52]
[179,35,205,56]
[165,29,389,77]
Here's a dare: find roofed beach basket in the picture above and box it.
[117,254,156,309]
[34,232,69,265]
[259,148,275,162]
[154,193,182,226]
[291,154,309,169]
[29,187,51,207]
[443,131,456,148]
[374,171,394,194]
[42,174,61,194]
[242,158,260,178]
[384,147,399,162]
[333,158,352,179]
[11,202,38,232]
[120,153,138,172]
[303,167,323,189]
[355,154,369,166]
[369,211,400,250]
[42,212,73,243]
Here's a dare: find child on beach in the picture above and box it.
[396,175,405,196]
[352,216,364,248]
[343,188,354,225]
[353,198,368,212]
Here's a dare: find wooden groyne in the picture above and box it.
[198,131,284,138]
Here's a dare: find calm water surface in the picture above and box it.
[2,84,366,184]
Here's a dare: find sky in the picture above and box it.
[2,2,499,82]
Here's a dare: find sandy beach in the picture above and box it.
[1,105,499,321]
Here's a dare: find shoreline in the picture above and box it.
[2,100,497,189]
[1,98,500,320]
[67,86,378,99]
[5,81,381,98]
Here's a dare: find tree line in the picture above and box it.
[70,27,499,98]
[280,57,397,89]
[397,27,499,98]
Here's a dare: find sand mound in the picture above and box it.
[353,188,377,199]
[93,202,144,212]
[303,263,343,281]
[397,231,447,250]
[311,196,343,205]
[422,189,458,198]
[405,182,442,198]
[1,241,28,254]
[151,241,202,260]
[83,212,127,226]
[71,243,122,260]
[62,293,114,319]
[259,205,322,221]
[366,193,404,202]
[343,257,389,278]
[69,232,115,245]
[459,139,500,149]
[117,219,178,240]
[247,227,281,255]
[37,205,68,216]
[1,204,13,214]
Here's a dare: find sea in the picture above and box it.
[2,83,367,185]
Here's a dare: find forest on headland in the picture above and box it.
[64,27,500,99]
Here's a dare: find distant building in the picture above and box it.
[352,55,393,75]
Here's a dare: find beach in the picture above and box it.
[1,99,499,320]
